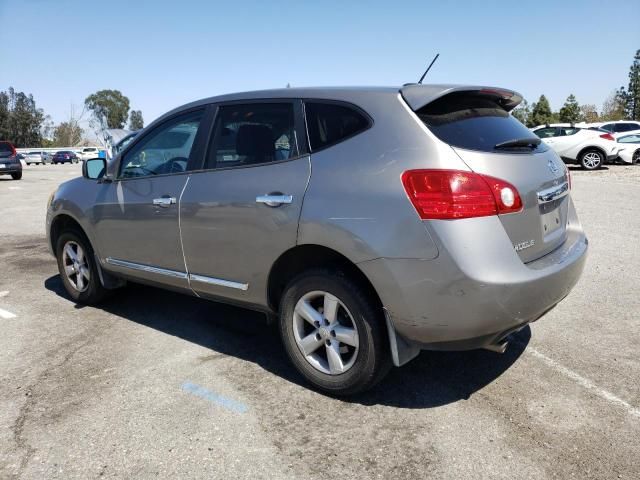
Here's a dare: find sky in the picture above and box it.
[1,0,638,133]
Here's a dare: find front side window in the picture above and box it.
[305,102,370,151]
[205,103,297,169]
[120,110,203,178]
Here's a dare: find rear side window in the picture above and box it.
[559,127,580,136]
[416,92,547,153]
[534,127,557,138]
[305,102,370,151]
[205,103,298,169]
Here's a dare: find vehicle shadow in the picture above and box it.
[44,275,530,409]
[567,165,609,171]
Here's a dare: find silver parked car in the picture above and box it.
[46,85,588,395]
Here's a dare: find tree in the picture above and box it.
[558,94,583,123]
[529,95,555,127]
[129,110,144,130]
[622,49,640,120]
[511,99,531,126]
[580,104,599,123]
[53,121,83,146]
[84,89,130,129]
[0,87,46,147]
[601,89,626,121]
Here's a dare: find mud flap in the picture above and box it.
[384,309,420,367]
[94,254,126,289]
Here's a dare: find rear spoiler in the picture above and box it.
[400,84,523,112]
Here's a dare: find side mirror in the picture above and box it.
[83,158,106,180]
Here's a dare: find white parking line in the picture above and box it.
[0,291,8,297]
[526,346,640,419]
[0,308,16,319]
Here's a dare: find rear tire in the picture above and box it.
[55,230,110,305]
[580,149,604,170]
[279,269,391,395]
[11,172,22,180]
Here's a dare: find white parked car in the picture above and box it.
[588,120,640,134]
[23,150,51,165]
[614,130,640,164]
[78,147,100,161]
[531,124,619,170]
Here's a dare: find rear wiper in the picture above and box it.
[494,137,541,149]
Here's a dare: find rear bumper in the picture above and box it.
[0,164,22,174]
[359,199,588,351]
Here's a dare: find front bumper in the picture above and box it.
[359,200,588,351]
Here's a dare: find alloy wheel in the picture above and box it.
[292,291,359,375]
[62,241,90,292]
[583,152,602,169]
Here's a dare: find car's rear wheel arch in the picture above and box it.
[267,244,383,315]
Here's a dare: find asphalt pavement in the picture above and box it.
[0,162,639,479]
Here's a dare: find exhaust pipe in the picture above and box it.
[484,340,509,354]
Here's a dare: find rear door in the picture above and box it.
[180,100,310,306]
[409,89,570,262]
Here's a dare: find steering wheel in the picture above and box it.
[166,157,188,174]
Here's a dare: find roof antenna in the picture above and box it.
[418,53,440,84]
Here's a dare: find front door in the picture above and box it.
[180,101,310,306]
[92,109,206,289]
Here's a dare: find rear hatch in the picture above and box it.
[402,86,570,263]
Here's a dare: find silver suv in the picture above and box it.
[46,85,588,395]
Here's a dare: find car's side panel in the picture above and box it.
[90,174,191,289]
[298,94,451,263]
[180,157,311,306]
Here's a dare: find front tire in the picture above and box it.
[633,149,640,164]
[55,230,109,304]
[11,172,22,180]
[580,149,604,170]
[279,269,390,395]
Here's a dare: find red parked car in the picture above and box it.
[0,141,22,180]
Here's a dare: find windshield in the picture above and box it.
[0,142,14,157]
[416,92,547,153]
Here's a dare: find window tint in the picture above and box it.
[559,127,580,136]
[206,103,297,169]
[305,102,370,151]
[417,92,547,153]
[120,110,203,178]
[534,127,558,138]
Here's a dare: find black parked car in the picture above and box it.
[52,151,80,164]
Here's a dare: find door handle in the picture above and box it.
[152,196,177,207]
[256,194,293,207]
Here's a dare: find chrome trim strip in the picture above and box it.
[537,182,569,204]
[188,273,249,291]
[105,257,188,279]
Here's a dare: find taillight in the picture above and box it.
[401,169,523,220]
[600,133,615,141]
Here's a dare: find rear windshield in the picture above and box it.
[0,142,13,155]
[415,92,547,153]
